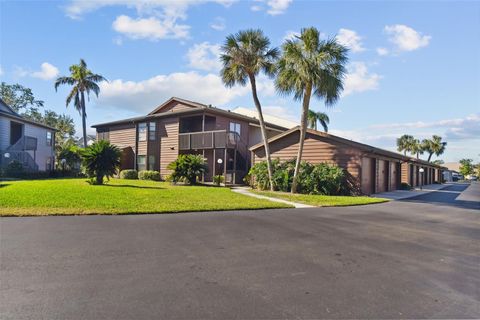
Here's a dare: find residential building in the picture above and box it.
[0,98,56,172]
[92,97,287,184]
[94,97,444,193]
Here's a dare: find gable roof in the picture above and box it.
[250,126,444,168]
[92,97,289,131]
[148,97,207,115]
[0,98,57,131]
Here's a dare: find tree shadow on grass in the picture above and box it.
[0,184,10,188]
[97,184,165,190]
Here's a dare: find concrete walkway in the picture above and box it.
[231,187,314,208]
[456,181,479,202]
[373,183,449,200]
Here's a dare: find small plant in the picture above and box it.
[167,154,208,185]
[213,175,224,186]
[3,160,25,178]
[138,170,161,181]
[81,140,121,185]
[120,169,138,180]
[400,182,411,190]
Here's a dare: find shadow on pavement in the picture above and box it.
[399,183,480,210]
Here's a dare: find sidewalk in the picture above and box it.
[372,183,449,200]
[231,187,314,208]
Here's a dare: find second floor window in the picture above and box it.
[138,123,147,141]
[149,122,156,141]
[230,122,241,136]
[46,131,52,146]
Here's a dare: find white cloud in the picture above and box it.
[376,47,389,56]
[283,30,299,41]
[64,0,235,19]
[210,17,226,31]
[112,15,189,40]
[251,0,292,15]
[343,62,381,96]
[14,62,59,80]
[98,71,250,113]
[186,42,222,72]
[336,28,365,53]
[384,24,431,52]
[66,0,234,41]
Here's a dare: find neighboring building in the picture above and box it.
[92,97,287,184]
[250,126,444,195]
[76,135,96,147]
[0,98,56,172]
[93,97,444,192]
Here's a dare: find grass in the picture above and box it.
[252,190,389,207]
[0,179,291,216]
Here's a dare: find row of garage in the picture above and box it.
[250,127,445,195]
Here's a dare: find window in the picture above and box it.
[138,123,147,141]
[46,157,52,171]
[97,128,109,141]
[148,155,156,170]
[229,122,241,135]
[137,155,146,171]
[46,131,52,146]
[148,122,156,141]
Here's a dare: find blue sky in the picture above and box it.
[1,0,479,163]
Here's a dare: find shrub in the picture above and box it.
[139,170,161,181]
[213,175,224,186]
[57,144,82,171]
[167,154,208,184]
[120,169,138,179]
[81,140,121,185]
[248,159,351,195]
[400,182,411,190]
[2,160,25,178]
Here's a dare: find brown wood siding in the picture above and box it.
[153,101,197,114]
[401,162,410,185]
[252,131,363,180]
[159,118,179,177]
[107,123,136,149]
[361,157,375,195]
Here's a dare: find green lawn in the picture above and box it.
[252,190,389,207]
[0,179,291,216]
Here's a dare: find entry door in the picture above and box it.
[361,157,375,195]
[10,121,23,145]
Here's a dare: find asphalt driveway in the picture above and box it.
[1,184,479,319]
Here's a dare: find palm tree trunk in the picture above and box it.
[80,91,87,148]
[314,120,317,131]
[248,74,274,191]
[427,153,433,162]
[291,83,312,194]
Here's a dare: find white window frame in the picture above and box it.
[138,123,147,142]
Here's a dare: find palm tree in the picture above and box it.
[396,134,415,156]
[276,27,348,193]
[410,139,424,159]
[421,135,447,162]
[220,29,279,191]
[307,109,330,132]
[55,59,107,148]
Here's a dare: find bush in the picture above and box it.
[2,160,25,178]
[81,140,121,185]
[400,182,411,190]
[167,154,208,185]
[213,175,224,186]
[120,169,138,179]
[139,170,161,181]
[248,159,352,195]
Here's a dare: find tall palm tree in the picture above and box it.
[307,109,330,132]
[55,59,107,148]
[396,134,415,156]
[410,139,424,159]
[220,29,279,191]
[422,135,447,162]
[276,27,348,193]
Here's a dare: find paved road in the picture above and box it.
[1,186,479,319]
